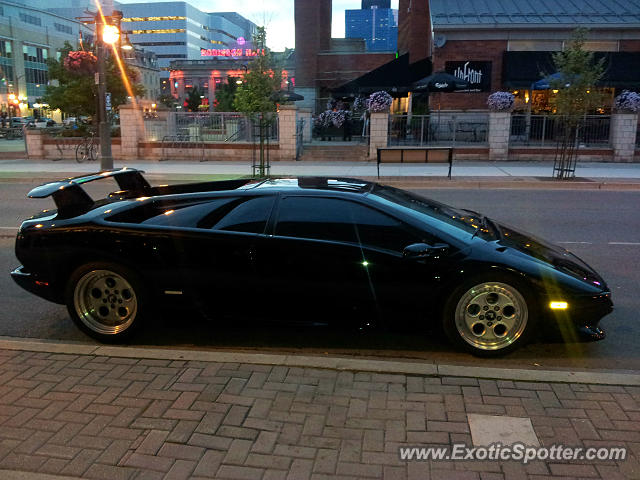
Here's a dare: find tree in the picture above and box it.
[549,28,605,179]
[44,42,144,119]
[157,94,177,110]
[214,78,239,112]
[185,86,203,112]
[234,27,282,177]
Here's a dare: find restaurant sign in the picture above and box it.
[445,61,492,92]
[201,48,265,58]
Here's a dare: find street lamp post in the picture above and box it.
[96,15,113,170]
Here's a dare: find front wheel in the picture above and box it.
[65,262,146,342]
[75,142,88,163]
[443,277,538,356]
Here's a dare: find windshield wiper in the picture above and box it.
[460,209,500,240]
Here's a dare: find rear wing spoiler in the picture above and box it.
[27,168,150,216]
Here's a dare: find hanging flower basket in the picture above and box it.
[64,51,98,76]
[367,91,393,113]
[614,90,640,113]
[487,91,515,112]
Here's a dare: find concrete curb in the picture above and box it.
[2,336,640,386]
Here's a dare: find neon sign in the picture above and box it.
[200,48,265,58]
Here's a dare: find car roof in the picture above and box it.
[239,177,375,194]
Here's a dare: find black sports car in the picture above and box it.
[11,168,612,355]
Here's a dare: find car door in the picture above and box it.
[258,195,377,323]
[344,201,457,321]
[135,194,276,315]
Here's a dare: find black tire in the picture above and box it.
[88,142,98,162]
[75,142,87,163]
[65,262,146,342]
[442,273,539,356]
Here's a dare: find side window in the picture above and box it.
[275,196,425,251]
[275,197,357,243]
[209,196,275,234]
[349,203,425,252]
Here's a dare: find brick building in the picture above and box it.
[294,0,431,112]
[429,0,640,112]
[301,0,640,113]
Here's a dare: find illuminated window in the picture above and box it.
[131,29,186,34]
[122,16,186,22]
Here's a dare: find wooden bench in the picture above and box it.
[377,146,452,179]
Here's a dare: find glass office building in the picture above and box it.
[345,2,398,52]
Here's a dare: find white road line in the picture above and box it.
[608,242,640,246]
[557,241,593,245]
[0,227,18,230]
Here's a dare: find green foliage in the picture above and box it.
[214,78,239,112]
[185,86,203,112]
[233,27,282,120]
[157,94,177,109]
[551,28,605,124]
[44,42,144,118]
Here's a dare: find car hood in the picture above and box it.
[494,221,608,291]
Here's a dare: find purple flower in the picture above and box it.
[614,90,640,113]
[487,91,515,112]
[368,91,393,113]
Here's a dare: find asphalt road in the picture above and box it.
[1,180,639,372]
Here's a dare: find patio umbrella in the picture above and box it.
[270,91,305,102]
[412,71,471,92]
[532,72,577,90]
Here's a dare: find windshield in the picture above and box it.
[369,185,497,239]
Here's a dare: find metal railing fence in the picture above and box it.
[388,113,489,147]
[510,114,611,147]
[144,112,279,143]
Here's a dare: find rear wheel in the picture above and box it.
[443,276,538,356]
[65,262,145,342]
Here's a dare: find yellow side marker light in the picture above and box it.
[550,301,569,310]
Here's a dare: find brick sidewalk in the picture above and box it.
[0,347,639,480]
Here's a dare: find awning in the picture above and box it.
[332,53,432,96]
[503,51,640,90]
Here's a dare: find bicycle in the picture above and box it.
[75,131,98,163]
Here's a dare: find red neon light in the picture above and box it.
[200,48,265,58]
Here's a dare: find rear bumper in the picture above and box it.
[11,265,63,304]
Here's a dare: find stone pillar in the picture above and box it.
[298,108,312,143]
[489,111,511,161]
[278,105,298,161]
[119,104,145,161]
[25,129,44,159]
[369,112,389,159]
[611,113,638,163]
[294,88,317,112]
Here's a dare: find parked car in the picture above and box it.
[26,118,56,128]
[9,117,27,127]
[63,116,89,126]
[11,169,613,355]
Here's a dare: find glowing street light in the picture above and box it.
[121,34,134,51]
[102,24,120,45]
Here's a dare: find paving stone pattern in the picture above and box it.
[1,348,639,479]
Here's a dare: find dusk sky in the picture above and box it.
[118,0,400,51]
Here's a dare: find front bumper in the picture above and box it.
[547,291,613,341]
[11,265,62,304]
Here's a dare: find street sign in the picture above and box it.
[105,93,112,111]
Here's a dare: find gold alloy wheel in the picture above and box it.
[454,281,528,351]
[73,269,138,335]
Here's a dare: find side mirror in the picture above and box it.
[403,242,449,259]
